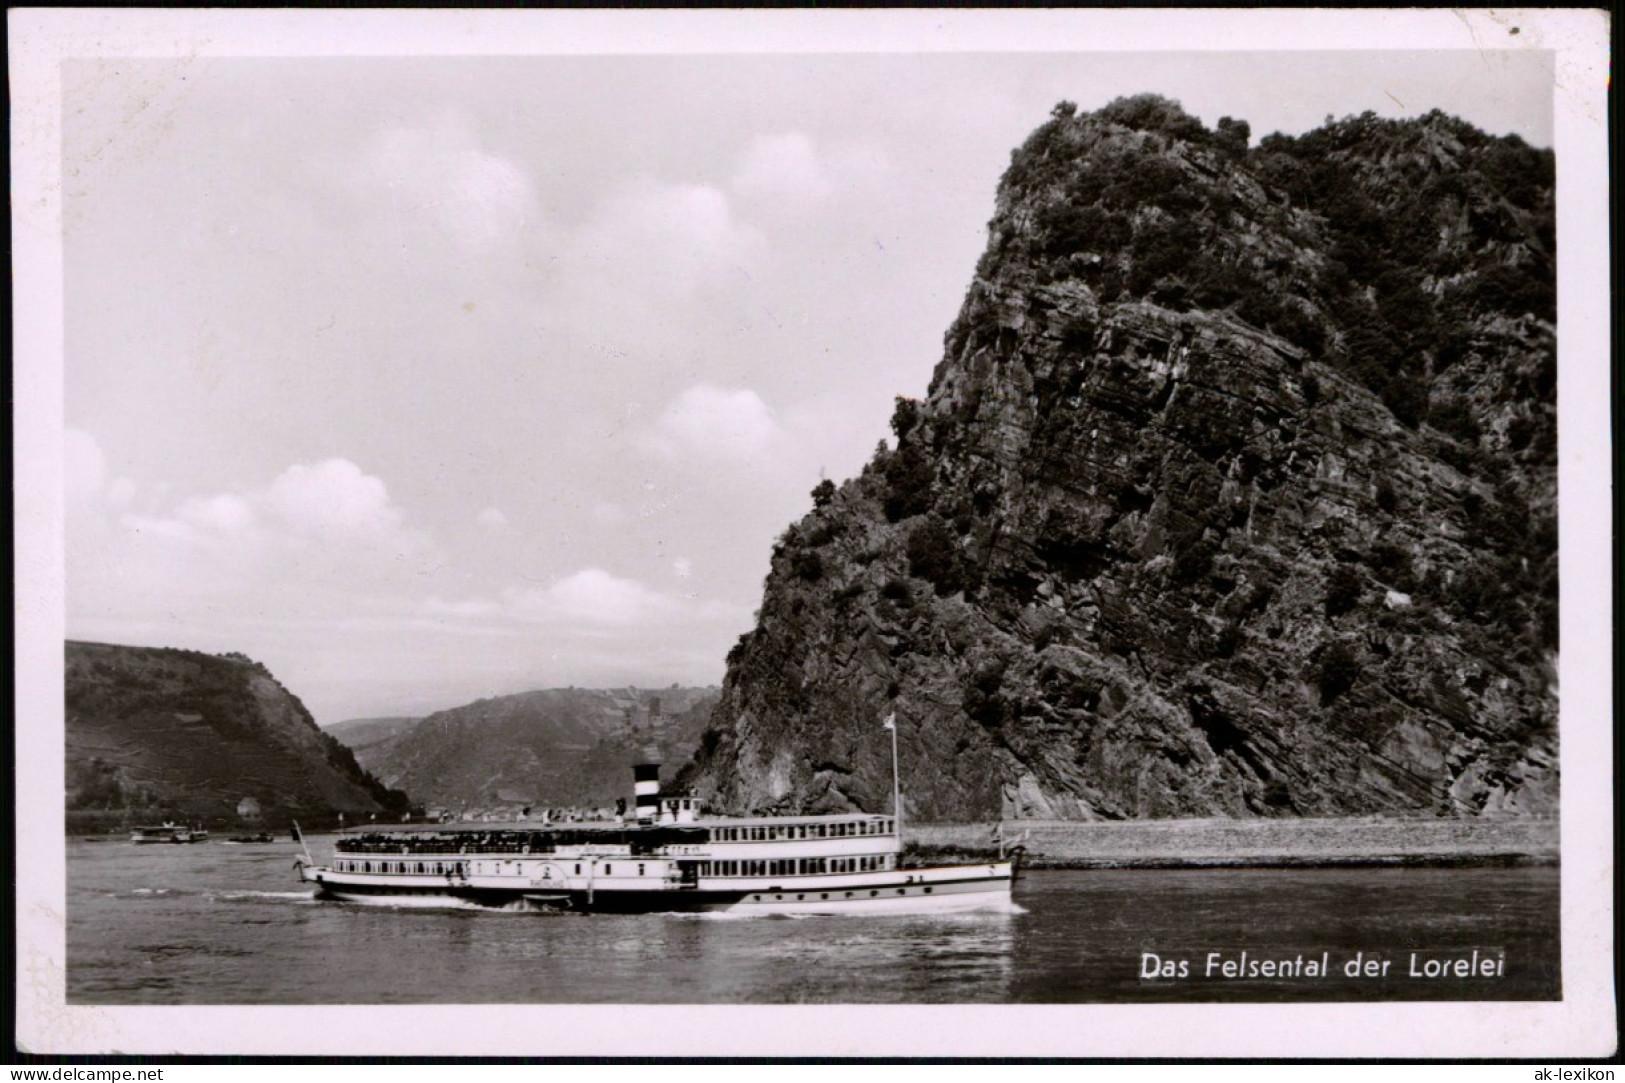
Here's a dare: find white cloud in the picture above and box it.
[353,110,537,253]
[648,384,783,462]
[672,557,692,580]
[71,456,436,629]
[517,568,675,627]
[175,492,258,537]
[730,131,895,209]
[518,166,790,363]
[476,507,509,531]
[65,427,134,519]
[260,459,420,553]
[545,180,765,346]
[731,132,834,204]
[591,181,761,272]
[425,565,741,636]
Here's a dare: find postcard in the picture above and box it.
[11,7,1614,1060]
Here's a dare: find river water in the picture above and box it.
[66,835,1559,1004]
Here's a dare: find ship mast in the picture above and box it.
[884,711,901,834]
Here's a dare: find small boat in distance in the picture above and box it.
[130,823,209,844]
[297,725,1017,914]
[224,833,277,844]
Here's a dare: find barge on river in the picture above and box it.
[130,823,209,844]
[297,760,1015,915]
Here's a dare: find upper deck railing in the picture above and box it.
[333,814,898,856]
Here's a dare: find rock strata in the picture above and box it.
[677,98,1556,822]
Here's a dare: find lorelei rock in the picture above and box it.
[676,96,1556,822]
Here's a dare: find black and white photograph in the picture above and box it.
[11,8,1613,1060]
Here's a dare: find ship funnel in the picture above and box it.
[633,747,661,825]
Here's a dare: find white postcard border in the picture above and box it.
[11,7,1614,1059]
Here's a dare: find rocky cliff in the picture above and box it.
[676,97,1557,822]
[346,687,720,814]
[65,640,408,829]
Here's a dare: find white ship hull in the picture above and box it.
[302,860,1014,914]
[701,867,1017,915]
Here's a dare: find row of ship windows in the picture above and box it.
[339,861,470,876]
[339,860,644,877]
[712,820,892,842]
[700,855,892,876]
[338,860,622,877]
[336,854,894,877]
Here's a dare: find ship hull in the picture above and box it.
[303,863,1015,915]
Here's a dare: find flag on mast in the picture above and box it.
[883,712,895,730]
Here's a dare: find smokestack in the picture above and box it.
[633,747,660,825]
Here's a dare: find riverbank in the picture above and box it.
[903,816,1559,868]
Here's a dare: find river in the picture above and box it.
[66,835,1559,1004]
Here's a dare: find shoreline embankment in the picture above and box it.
[903,816,1559,869]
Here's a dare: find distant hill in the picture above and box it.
[325,716,423,752]
[66,640,409,831]
[346,687,720,814]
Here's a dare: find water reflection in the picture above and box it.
[1009,866,1559,1002]
[66,841,1556,1004]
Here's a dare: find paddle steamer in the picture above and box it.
[296,757,1015,914]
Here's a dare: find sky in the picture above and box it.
[59,39,1559,725]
